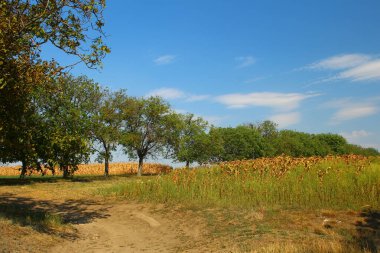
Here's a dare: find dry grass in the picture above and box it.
[242,240,371,253]
[0,175,378,252]
[98,156,380,210]
[0,162,172,176]
[0,217,63,253]
[1,156,379,252]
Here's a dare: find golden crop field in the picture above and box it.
[100,155,380,210]
[218,154,371,178]
[0,162,172,176]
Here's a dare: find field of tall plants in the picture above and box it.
[98,155,380,210]
[0,162,172,177]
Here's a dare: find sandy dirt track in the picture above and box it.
[51,203,208,253]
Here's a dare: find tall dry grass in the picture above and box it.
[0,162,172,176]
[235,240,372,253]
[97,155,380,210]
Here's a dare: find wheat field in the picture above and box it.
[0,162,172,176]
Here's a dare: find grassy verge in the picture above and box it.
[1,156,378,252]
[96,157,380,210]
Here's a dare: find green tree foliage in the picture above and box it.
[120,97,178,176]
[314,133,348,155]
[0,0,109,169]
[92,89,127,176]
[243,120,279,157]
[172,114,210,168]
[0,0,109,74]
[344,144,379,156]
[274,130,318,157]
[205,126,225,163]
[206,122,379,161]
[37,75,102,177]
[212,126,265,161]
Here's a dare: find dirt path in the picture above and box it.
[51,203,207,253]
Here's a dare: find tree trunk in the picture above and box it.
[20,160,27,179]
[62,165,70,178]
[137,156,144,177]
[103,142,110,176]
[185,160,190,169]
[104,156,109,176]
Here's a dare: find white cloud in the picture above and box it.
[360,143,380,151]
[340,131,379,151]
[303,53,380,83]
[154,55,176,65]
[147,87,209,102]
[174,109,228,126]
[186,94,210,102]
[147,88,184,99]
[236,56,256,68]
[202,115,229,125]
[325,98,379,123]
[269,112,300,128]
[215,92,318,111]
[339,59,380,81]
[332,105,378,122]
[307,54,371,70]
[341,130,371,142]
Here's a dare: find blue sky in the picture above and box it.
[46,0,380,152]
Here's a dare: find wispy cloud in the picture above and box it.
[147,87,209,102]
[325,98,379,124]
[174,108,228,125]
[333,105,377,122]
[306,54,371,70]
[340,130,371,142]
[269,112,300,128]
[147,88,184,99]
[338,59,380,81]
[186,94,210,102]
[243,76,266,84]
[202,115,229,125]
[236,56,256,68]
[302,53,380,83]
[340,130,379,150]
[364,144,380,150]
[153,55,176,65]
[215,92,319,111]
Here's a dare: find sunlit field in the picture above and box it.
[1,155,379,252]
[0,162,172,177]
[97,155,380,210]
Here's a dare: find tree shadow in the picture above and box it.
[355,210,380,253]
[0,177,60,186]
[0,173,139,186]
[0,193,111,238]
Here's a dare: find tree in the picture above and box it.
[274,130,312,157]
[172,114,209,168]
[345,144,379,156]
[315,133,348,155]
[92,89,127,176]
[243,120,278,157]
[213,126,265,161]
[120,97,178,176]
[206,126,225,163]
[0,0,109,168]
[0,0,109,75]
[38,75,102,178]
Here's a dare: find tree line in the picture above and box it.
[1,74,378,178]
